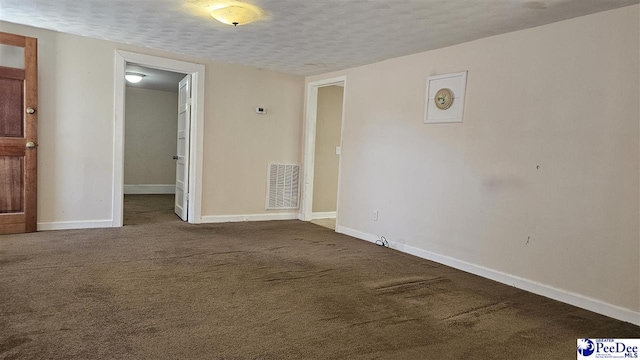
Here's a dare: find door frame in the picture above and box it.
[113,50,205,226]
[301,76,347,224]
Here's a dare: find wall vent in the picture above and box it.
[266,163,300,210]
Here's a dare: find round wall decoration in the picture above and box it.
[434,88,453,110]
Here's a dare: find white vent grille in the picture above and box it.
[266,163,300,210]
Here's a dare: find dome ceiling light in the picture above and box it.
[125,72,145,83]
[210,2,262,26]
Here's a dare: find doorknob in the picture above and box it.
[172,156,179,160]
[26,141,37,149]
[26,107,36,114]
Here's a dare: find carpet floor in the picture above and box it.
[0,195,637,359]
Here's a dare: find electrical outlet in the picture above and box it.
[373,211,378,221]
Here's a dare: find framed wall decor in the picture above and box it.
[425,71,468,124]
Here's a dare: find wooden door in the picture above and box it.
[0,32,37,234]
[174,74,191,221]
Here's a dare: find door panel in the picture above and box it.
[175,74,191,221]
[0,156,23,213]
[0,76,24,137]
[0,32,37,234]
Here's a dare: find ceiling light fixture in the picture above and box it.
[125,73,145,83]
[210,3,261,26]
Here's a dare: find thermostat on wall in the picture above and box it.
[256,107,267,114]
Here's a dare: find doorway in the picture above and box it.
[122,64,186,225]
[302,77,346,230]
[113,51,205,227]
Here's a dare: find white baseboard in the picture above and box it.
[336,226,378,242]
[124,184,175,195]
[200,212,299,223]
[310,211,336,220]
[336,225,640,326]
[37,219,114,231]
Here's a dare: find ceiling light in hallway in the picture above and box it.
[125,73,145,83]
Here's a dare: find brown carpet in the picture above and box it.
[0,195,637,359]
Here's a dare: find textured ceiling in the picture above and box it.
[0,0,637,76]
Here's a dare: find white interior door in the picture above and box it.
[175,74,191,220]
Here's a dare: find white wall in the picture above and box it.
[124,87,177,187]
[0,20,304,226]
[306,6,640,320]
[312,85,343,213]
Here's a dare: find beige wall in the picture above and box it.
[0,20,304,223]
[306,6,639,313]
[124,87,178,186]
[312,86,343,213]
[202,64,303,215]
